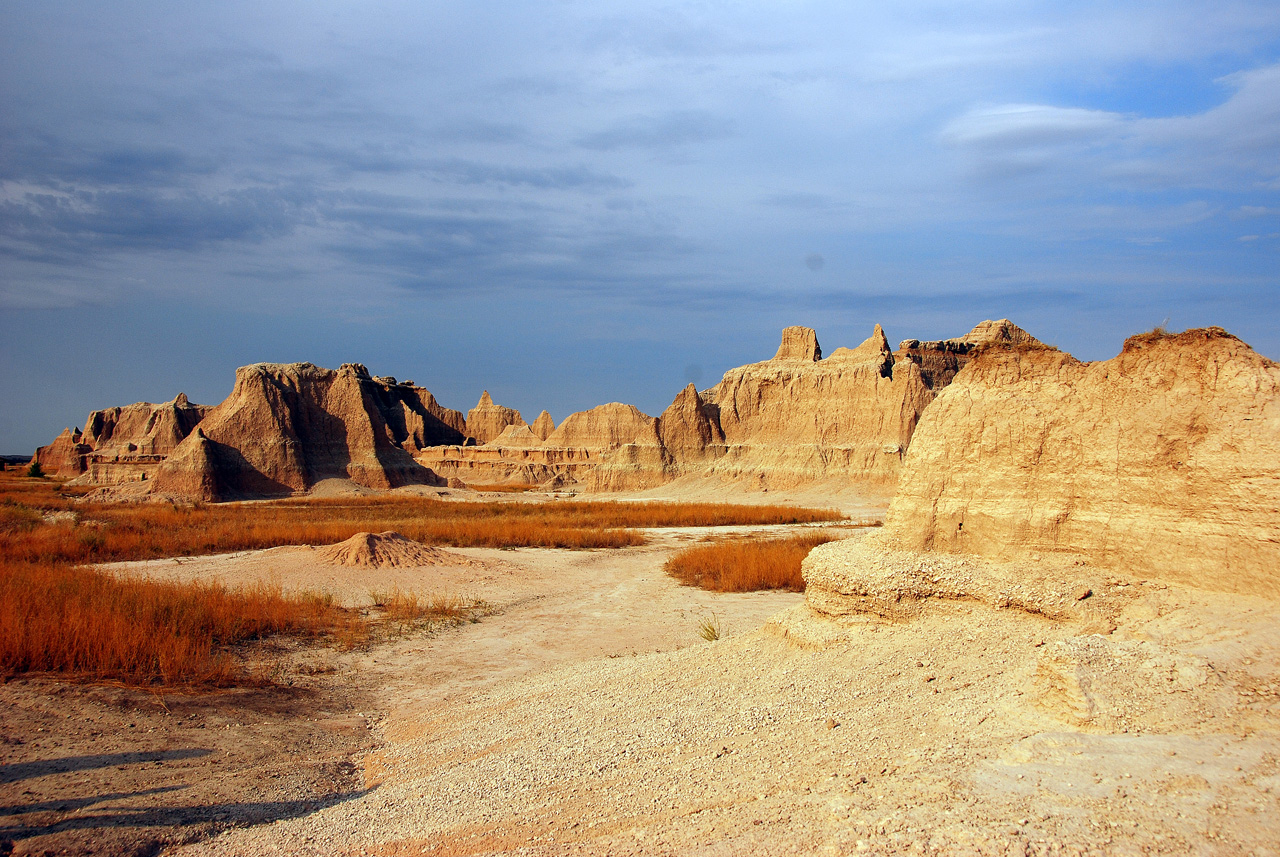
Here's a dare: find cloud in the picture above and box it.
[576,110,734,150]
[942,104,1124,148]
[427,160,630,191]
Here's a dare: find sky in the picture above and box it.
[2,1,1279,453]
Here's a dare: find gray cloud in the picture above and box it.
[577,110,734,150]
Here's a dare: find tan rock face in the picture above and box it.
[702,325,936,490]
[33,428,89,478]
[894,319,1044,389]
[658,383,724,462]
[35,393,212,481]
[83,393,210,458]
[152,362,448,501]
[466,391,525,444]
[885,327,1280,597]
[773,326,822,362]
[545,403,659,450]
[530,410,555,441]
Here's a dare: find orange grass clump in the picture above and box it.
[664,532,839,592]
[0,560,350,686]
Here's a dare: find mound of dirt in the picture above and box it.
[316,531,469,568]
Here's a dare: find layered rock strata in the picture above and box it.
[150,363,457,501]
[893,318,1040,389]
[33,394,211,482]
[466,392,525,445]
[420,402,661,488]
[699,325,937,491]
[882,327,1280,596]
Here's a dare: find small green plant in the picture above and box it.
[25,461,44,479]
[698,613,723,642]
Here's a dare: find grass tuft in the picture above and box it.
[665,532,840,593]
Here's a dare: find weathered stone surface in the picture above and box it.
[487,424,545,449]
[545,403,659,450]
[32,428,89,478]
[827,324,892,367]
[894,319,1044,390]
[884,327,1280,597]
[701,325,937,491]
[83,393,210,458]
[466,392,525,445]
[658,384,725,462]
[151,363,447,501]
[530,410,556,441]
[773,326,822,362]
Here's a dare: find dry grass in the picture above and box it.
[368,589,486,634]
[0,471,843,686]
[0,560,354,686]
[664,531,840,592]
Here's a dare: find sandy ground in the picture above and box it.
[0,519,835,856]
[4,505,1279,856]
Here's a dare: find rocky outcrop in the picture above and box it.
[545,403,659,450]
[466,392,525,445]
[883,327,1280,597]
[150,363,448,501]
[531,410,556,441]
[894,319,1042,389]
[32,428,89,478]
[34,393,213,482]
[658,384,725,461]
[701,325,937,491]
[83,393,210,458]
[773,326,822,362]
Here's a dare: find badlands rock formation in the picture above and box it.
[882,327,1280,596]
[466,392,525,445]
[530,410,555,441]
[893,318,1039,389]
[151,363,457,501]
[701,325,936,491]
[419,402,661,488]
[33,394,211,481]
[34,318,1069,500]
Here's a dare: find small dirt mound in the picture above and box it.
[316,531,467,568]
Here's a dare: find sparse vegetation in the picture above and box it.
[0,561,354,686]
[665,531,841,592]
[697,613,723,641]
[368,588,485,634]
[0,471,842,686]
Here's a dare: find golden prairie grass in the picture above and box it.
[664,532,839,592]
[0,560,354,686]
[0,471,842,685]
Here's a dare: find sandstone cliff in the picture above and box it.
[151,363,448,501]
[894,318,1041,389]
[82,393,210,458]
[33,393,212,481]
[545,403,659,450]
[32,428,89,478]
[531,410,555,441]
[883,327,1280,597]
[701,325,936,491]
[419,402,659,489]
[466,392,525,444]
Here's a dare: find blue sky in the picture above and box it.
[2,1,1278,452]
